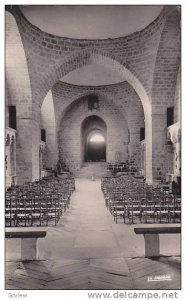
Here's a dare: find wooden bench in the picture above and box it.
[5,230,47,261]
[134,225,181,258]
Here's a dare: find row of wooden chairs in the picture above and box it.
[107,160,139,176]
[101,175,181,224]
[5,176,75,227]
[112,200,181,224]
[107,163,128,173]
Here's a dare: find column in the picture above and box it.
[16,118,34,184]
[151,113,167,185]
[128,130,141,170]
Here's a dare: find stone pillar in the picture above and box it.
[144,114,153,184]
[140,140,146,176]
[16,118,33,185]
[45,128,58,168]
[32,116,40,181]
[10,136,16,177]
[128,130,141,170]
[39,142,47,178]
[41,90,58,169]
[5,11,40,184]
[15,103,40,185]
[151,113,167,185]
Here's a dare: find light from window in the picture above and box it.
[89,134,105,143]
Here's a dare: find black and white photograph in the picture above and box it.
[4,1,182,296]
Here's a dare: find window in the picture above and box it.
[167,107,174,127]
[88,95,99,110]
[9,105,17,130]
[140,128,145,141]
[41,129,46,142]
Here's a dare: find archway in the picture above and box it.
[81,115,107,163]
[50,50,152,182]
[85,132,106,162]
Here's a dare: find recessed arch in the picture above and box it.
[61,61,126,86]
[81,115,107,163]
[55,87,129,134]
[49,51,152,181]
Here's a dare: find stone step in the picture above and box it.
[75,163,107,179]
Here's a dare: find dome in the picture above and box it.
[20,5,163,39]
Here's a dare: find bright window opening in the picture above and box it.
[89,133,105,143]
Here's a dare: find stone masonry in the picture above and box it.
[5,6,181,184]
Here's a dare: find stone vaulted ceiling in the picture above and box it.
[20,5,163,39]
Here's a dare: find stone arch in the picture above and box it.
[47,50,151,117]
[58,93,129,172]
[55,88,129,133]
[6,9,153,182]
[48,50,152,181]
[56,91,130,163]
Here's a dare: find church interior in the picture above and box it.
[5,5,181,290]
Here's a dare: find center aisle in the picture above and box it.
[40,179,124,259]
[69,178,117,248]
[39,178,135,289]
[38,179,180,260]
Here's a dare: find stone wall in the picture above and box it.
[8,5,167,105]
[58,95,129,173]
[5,6,181,184]
[52,81,145,172]
[150,8,180,183]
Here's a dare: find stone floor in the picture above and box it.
[5,179,181,290]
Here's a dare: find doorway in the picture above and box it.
[81,115,107,163]
[86,133,106,162]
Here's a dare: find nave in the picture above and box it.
[5,5,181,292]
[6,179,181,290]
